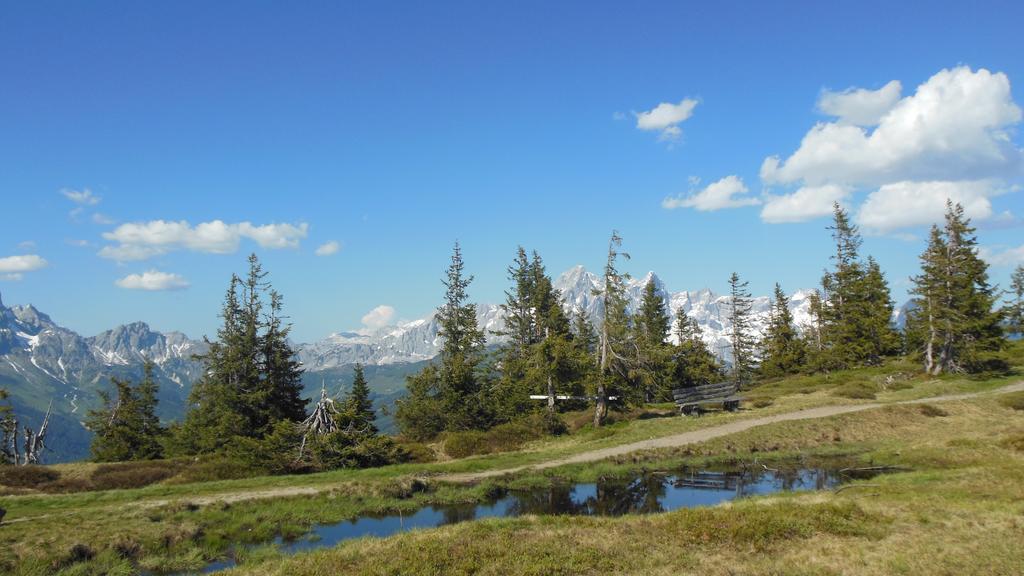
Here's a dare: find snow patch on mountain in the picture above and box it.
[297,265,818,368]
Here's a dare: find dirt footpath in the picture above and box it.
[438,381,1024,483]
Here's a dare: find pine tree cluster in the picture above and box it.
[907,202,1006,374]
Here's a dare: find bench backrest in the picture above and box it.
[671,381,739,404]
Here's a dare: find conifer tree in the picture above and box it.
[759,284,805,378]
[1006,264,1024,337]
[593,231,633,426]
[909,202,1004,373]
[171,255,306,454]
[86,362,164,462]
[726,272,756,385]
[261,288,307,431]
[636,278,670,345]
[526,251,578,413]
[572,308,598,357]
[817,203,899,368]
[395,364,446,441]
[670,312,722,389]
[1,389,17,465]
[499,247,535,359]
[345,364,377,434]
[397,242,488,436]
[801,289,826,371]
[437,242,488,429]
[633,278,672,401]
[908,225,948,373]
[860,257,900,362]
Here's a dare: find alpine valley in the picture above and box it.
[0,266,817,462]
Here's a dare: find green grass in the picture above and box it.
[1,351,1022,575]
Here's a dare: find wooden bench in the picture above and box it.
[672,381,742,415]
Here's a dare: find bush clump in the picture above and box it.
[396,442,437,463]
[443,412,563,458]
[917,404,949,418]
[90,461,181,490]
[998,392,1024,412]
[0,465,61,489]
[833,381,878,400]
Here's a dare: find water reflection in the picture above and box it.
[189,465,871,574]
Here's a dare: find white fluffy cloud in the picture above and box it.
[315,241,341,256]
[61,188,101,205]
[635,98,698,141]
[980,244,1024,267]
[0,254,49,281]
[763,67,1022,187]
[759,67,1023,227]
[115,270,190,291]
[662,175,759,211]
[817,80,902,126]
[857,180,998,232]
[760,184,849,224]
[361,305,395,330]
[99,220,309,261]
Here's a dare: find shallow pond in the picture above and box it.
[190,464,879,573]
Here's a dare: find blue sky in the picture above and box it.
[2,1,1023,342]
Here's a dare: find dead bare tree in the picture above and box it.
[2,400,52,466]
[298,387,340,457]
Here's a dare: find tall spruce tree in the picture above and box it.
[1,389,17,464]
[437,241,488,429]
[86,362,164,462]
[525,251,579,413]
[726,272,756,385]
[593,231,633,426]
[499,247,535,359]
[1006,264,1024,337]
[802,289,827,371]
[171,255,306,454]
[908,225,948,373]
[396,242,488,436]
[861,257,900,362]
[572,308,598,357]
[909,202,1004,374]
[759,284,805,378]
[493,248,579,419]
[818,203,898,368]
[492,247,536,420]
[671,312,722,389]
[633,278,672,402]
[345,364,377,434]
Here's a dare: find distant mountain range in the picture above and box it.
[0,265,819,462]
[297,266,817,368]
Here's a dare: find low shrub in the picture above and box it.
[50,543,95,571]
[0,465,61,488]
[998,392,1024,411]
[443,413,555,459]
[443,430,488,459]
[37,476,94,493]
[396,442,436,463]
[917,404,949,418]
[309,432,404,470]
[833,381,878,400]
[166,457,261,484]
[91,463,179,490]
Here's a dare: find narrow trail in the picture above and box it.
[3,382,1021,526]
[438,381,1024,483]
